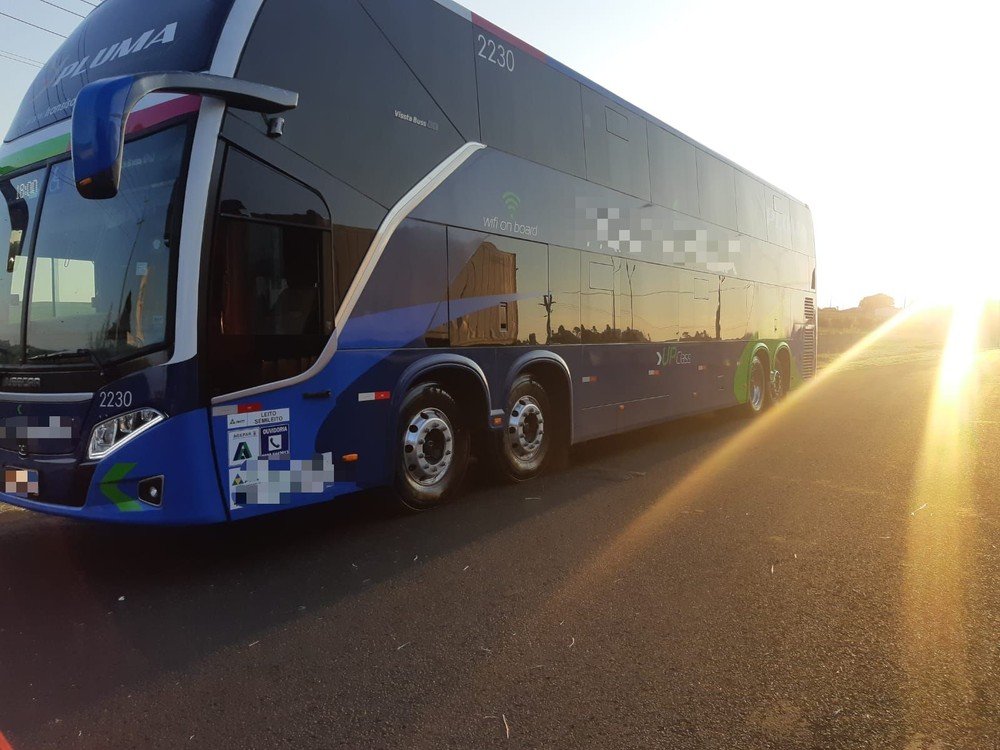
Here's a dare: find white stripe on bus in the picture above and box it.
[212,141,486,405]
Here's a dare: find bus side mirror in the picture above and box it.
[72,72,298,200]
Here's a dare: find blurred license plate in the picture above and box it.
[5,467,39,498]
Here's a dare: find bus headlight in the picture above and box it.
[88,408,166,460]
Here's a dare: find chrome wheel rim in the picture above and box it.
[402,408,454,487]
[749,359,766,412]
[507,396,545,463]
[772,367,785,402]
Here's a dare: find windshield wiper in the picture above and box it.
[28,348,107,372]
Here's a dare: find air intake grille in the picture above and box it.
[803,298,817,379]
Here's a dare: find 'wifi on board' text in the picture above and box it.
[482,215,540,237]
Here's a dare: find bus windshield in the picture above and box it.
[0,123,189,367]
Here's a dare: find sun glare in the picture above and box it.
[899,298,990,735]
[551,306,929,601]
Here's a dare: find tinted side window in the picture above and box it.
[0,169,44,364]
[333,224,376,308]
[548,245,581,344]
[342,219,448,349]
[476,31,586,177]
[779,247,812,291]
[218,146,362,315]
[696,151,737,229]
[207,151,333,396]
[582,87,651,200]
[360,0,480,141]
[649,125,699,215]
[735,172,767,240]
[679,271,718,341]
[237,0,464,207]
[790,201,815,255]
[618,260,679,343]
[719,277,753,340]
[207,218,333,395]
[581,253,618,343]
[767,190,792,248]
[448,229,548,346]
[219,149,331,228]
[752,283,783,339]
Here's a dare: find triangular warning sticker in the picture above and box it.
[233,442,253,462]
[232,474,245,486]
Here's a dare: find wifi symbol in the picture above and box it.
[502,191,521,219]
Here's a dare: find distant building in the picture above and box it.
[820,294,898,330]
[859,294,895,312]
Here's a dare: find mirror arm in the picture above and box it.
[72,72,298,199]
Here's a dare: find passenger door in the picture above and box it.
[206,148,338,517]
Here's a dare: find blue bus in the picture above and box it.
[0,0,816,523]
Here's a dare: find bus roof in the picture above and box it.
[432,0,808,208]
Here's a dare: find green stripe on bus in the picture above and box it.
[0,134,71,176]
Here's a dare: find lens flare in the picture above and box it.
[551,306,926,601]
[902,297,992,737]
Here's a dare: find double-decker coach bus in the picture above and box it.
[0,0,816,523]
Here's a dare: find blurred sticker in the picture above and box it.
[229,467,259,504]
[229,454,335,508]
[136,262,148,276]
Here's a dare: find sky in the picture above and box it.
[1,0,997,308]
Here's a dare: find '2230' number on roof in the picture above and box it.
[477,33,515,73]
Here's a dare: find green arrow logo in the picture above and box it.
[99,462,144,512]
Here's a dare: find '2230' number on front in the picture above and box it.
[477,33,515,72]
[99,391,133,409]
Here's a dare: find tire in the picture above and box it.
[492,375,553,482]
[394,384,470,511]
[746,352,768,416]
[772,352,790,404]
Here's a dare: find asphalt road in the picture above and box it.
[1,328,998,749]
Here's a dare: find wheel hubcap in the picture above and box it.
[507,396,545,462]
[403,408,454,487]
[772,368,785,401]
[749,360,765,412]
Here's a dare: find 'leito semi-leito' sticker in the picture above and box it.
[227,408,290,430]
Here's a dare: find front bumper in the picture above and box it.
[0,409,228,525]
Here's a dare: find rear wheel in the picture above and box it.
[492,376,553,482]
[747,352,768,416]
[394,384,470,511]
[772,352,790,404]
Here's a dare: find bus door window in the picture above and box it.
[207,148,333,397]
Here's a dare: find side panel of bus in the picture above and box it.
[203,0,816,517]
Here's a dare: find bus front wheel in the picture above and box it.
[395,384,470,511]
[492,375,553,482]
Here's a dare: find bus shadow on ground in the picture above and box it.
[0,407,747,732]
